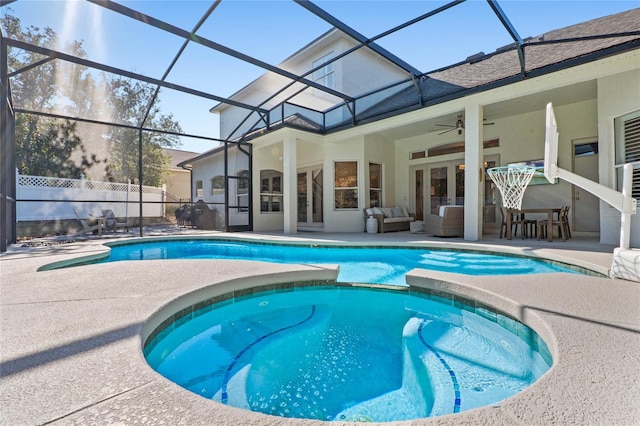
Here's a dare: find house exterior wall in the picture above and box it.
[165,169,192,201]
[252,141,285,232]
[216,31,408,140]
[323,135,366,232]
[395,102,599,222]
[365,134,397,208]
[215,72,293,140]
[597,68,640,246]
[195,44,639,244]
[191,148,250,229]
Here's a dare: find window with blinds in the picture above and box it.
[615,111,640,200]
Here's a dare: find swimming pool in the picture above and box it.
[99,239,582,285]
[144,285,551,422]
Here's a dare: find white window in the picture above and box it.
[195,180,203,198]
[260,169,283,213]
[334,161,358,209]
[615,110,640,200]
[236,170,249,213]
[312,52,334,89]
[210,175,225,195]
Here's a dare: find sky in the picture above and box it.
[2,0,638,153]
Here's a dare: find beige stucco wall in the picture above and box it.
[198,49,639,243]
[322,135,365,232]
[365,133,397,207]
[597,68,640,246]
[390,100,602,233]
[165,170,192,201]
[252,141,285,232]
[217,32,408,140]
[191,148,249,228]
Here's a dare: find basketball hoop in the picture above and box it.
[487,166,537,210]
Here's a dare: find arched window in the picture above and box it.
[210,175,225,195]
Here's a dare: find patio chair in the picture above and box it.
[101,209,129,232]
[424,205,464,237]
[73,208,105,236]
[537,205,570,241]
[499,207,527,239]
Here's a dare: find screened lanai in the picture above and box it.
[1,0,638,251]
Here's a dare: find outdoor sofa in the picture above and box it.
[363,206,414,233]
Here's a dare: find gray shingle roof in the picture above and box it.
[162,148,201,170]
[355,8,640,123]
[430,8,640,88]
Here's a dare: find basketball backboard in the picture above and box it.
[544,102,559,183]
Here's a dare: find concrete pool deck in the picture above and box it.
[1,229,639,425]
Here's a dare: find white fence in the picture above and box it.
[17,174,166,221]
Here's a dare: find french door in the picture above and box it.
[427,162,464,215]
[414,158,497,223]
[297,167,323,229]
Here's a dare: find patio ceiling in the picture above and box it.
[1,0,638,146]
[374,80,598,142]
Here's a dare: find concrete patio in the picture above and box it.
[1,229,639,425]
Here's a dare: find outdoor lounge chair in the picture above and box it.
[73,208,105,236]
[424,205,464,237]
[101,209,130,232]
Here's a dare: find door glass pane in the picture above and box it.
[415,169,424,221]
[369,162,382,208]
[297,172,307,222]
[430,166,447,214]
[312,169,323,223]
[484,161,496,223]
[455,164,464,205]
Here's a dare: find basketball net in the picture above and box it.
[487,166,537,210]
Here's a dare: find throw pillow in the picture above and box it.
[391,207,404,218]
[372,207,385,216]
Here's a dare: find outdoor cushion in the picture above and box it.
[439,205,463,217]
[384,217,414,223]
[381,207,394,217]
[372,207,385,216]
[391,207,404,217]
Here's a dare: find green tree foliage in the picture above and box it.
[3,13,103,177]
[104,78,182,187]
[15,119,99,178]
[2,11,182,186]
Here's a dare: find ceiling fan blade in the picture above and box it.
[483,122,495,126]
[434,124,455,128]
[438,128,456,135]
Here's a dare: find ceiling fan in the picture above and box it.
[434,114,495,135]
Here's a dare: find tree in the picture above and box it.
[15,118,100,178]
[104,78,182,187]
[2,12,104,177]
[2,11,182,185]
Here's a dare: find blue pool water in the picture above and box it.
[105,239,580,285]
[144,286,551,422]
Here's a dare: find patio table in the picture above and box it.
[506,207,562,241]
